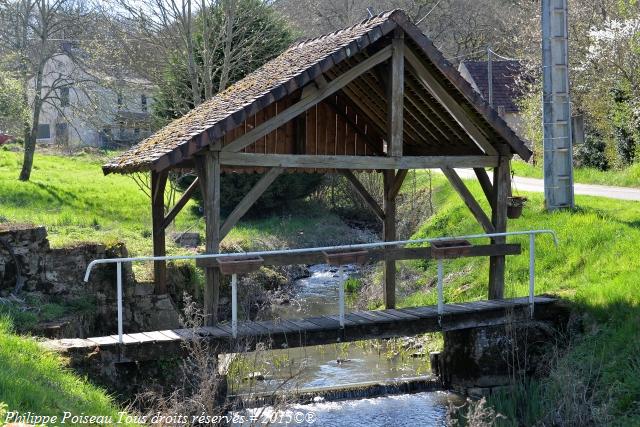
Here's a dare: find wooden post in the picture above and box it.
[388,29,404,157]
[488,157,510,299]
[151,171,168,294]
[383,169,397,309]
[197,151,222,325]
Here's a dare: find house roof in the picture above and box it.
[103,10,531,175]
[459,60,530,113]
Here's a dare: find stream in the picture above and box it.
[232,265,461,426]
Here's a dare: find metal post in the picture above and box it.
[437,259,444,315]
[529,233,535,317]
[231,273,237,338]
[116,262,123,344]
[339,266,345,328]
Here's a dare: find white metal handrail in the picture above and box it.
[83,230,557,343]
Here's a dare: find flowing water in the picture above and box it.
[232,265,460,426]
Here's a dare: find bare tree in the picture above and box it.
[0,0,95,181]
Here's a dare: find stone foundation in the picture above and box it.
[435,301,571,396]
[0,224,181,338]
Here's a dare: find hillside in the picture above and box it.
[397,172,640,424]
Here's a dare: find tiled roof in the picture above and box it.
[460,60,531,113]
[104,10,531,174]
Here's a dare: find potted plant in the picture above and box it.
[507,196,527,219]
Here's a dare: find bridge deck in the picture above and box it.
[47,297,558,362]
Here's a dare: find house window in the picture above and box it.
[60,87,70,107]
[37,124,50,139]
[141,94,147,112]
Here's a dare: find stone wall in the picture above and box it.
[0,224,180,338]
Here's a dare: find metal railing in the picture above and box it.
[84,230,557,343]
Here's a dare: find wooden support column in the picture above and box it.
[197,151,222,325]
[151,171,168,294]
[383,169,397,309]
[488,157,510,299]
[388,29,404,157]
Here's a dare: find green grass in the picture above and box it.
[512,160,640,188]
[0,317,138,426]
[399,172,640,424]
[0,147,359,258]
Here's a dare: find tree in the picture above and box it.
[0,0,94,181]
[0,70,29,135]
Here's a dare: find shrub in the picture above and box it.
[575,129,609,170]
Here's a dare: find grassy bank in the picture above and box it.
[0,317,138,426]
[397,172,640,424]
[512,160,640,188]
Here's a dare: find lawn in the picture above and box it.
[0,317,139,426]
[512,159,640,188]
[398,171,640,424]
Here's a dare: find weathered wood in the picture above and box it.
[389,29,404,157]
[389,169,408,201]
[53,297,561,360]
[199,152,221,325]
[222,46,392,153]
[219,152,500,170]
[219,167,283,240]
[161,176,199,231]
[195,243,522,268]
[383,169,397,309]
[489,157,510,299]
[151,171,168,294]
[324,97,383,155]
[404,48,498,156]
[441,167,495,234]
[474,168,494,209]
[340,170,385,221]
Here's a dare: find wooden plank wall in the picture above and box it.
[221,95,373,174]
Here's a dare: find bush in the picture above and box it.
[575,130,609,171]
[178,172,323,218]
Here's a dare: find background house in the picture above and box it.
[458,60,531,141]
[31,50,154,149]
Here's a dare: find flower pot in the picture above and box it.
[507,196,527,219]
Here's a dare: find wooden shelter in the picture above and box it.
[103,10,532,325]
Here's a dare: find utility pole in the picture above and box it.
[487,45,494,107]
[541,0,575,209]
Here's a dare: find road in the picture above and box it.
[453,169,640,201]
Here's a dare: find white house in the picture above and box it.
[32,48,154,149]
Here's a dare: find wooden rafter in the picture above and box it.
[441,167,495,234]
[389,29,404,157]
[161,176,200,231]
[220,152,500,170]
[341,170,385,221]
[222,46,393,153]
[219,167,284,240]
[404,49,498,156]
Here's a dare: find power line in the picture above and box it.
[416,0,446,25]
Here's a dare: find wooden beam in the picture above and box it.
[151,171,168,294]
[219,167,283,240]
[341,170,385,221]
[197,152,222,325]
[383,170,397,309]
[196,243,522,268]
[160,177,199,231]
[474,168,495,210]
[489,158,510,299]
[389,30,404,157]
[389,169,408,201]
[220,152,499,170]
[441,167,495,234]
[404,49,498,156]
[222,46,392,153]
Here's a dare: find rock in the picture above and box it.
[171,232,201,248]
